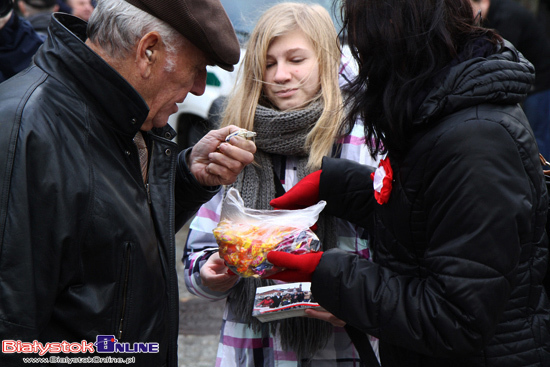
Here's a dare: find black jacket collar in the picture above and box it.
[34,13,149,137]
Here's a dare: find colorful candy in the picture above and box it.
[213,220,320,278]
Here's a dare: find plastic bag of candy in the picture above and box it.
[213,187,326,278]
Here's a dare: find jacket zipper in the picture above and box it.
[118,243,131,340]
[146,183,152,204]
[167,146,179,366]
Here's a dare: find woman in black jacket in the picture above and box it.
[266,0,550,366]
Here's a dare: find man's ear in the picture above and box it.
[136,32,161,78]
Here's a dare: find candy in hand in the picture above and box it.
[214,221,320,278]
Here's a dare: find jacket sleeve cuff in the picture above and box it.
[319,156,376,228]
[177,148,220,194]
[311,248,347,314]
[175,149,221,228]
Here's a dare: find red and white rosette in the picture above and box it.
[370,157,393,205]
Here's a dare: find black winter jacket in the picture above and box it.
[0,14,219,367]
[313,42,550,366]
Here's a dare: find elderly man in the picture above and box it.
[0,0,255,366]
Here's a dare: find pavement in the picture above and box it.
[176,220,224,367]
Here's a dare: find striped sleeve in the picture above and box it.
[183,191,234,301]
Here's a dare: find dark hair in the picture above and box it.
[339,0,502,158]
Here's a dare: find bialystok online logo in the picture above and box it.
[2,335,159,356]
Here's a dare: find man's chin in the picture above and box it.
[150,116,171,130]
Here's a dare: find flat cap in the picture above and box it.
[124,0,240,71]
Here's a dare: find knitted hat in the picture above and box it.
[124,0,240,71]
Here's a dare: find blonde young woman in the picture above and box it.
[183,3,378,366]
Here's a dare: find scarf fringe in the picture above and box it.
[226,101,339,358]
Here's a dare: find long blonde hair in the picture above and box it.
[220,2,343,171]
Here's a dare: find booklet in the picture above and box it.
[252,282,324,322]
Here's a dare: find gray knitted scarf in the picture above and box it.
[227,101,338,360]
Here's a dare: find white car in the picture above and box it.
[168,0,345,150]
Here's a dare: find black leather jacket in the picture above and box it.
[314,42,550,366]
[0,14,219,367]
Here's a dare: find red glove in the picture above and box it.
[270,170,321,210]
[265,251,324,282]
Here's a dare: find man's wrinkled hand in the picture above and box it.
[189,125,256,187]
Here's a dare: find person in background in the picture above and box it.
[257,296,274,308]
[55,0,72,13]
[540,0,550,39]
[183,2,379,366]
[271,291,283,308]
[66,0,92,20]
[0,0,42,82]
[17,0,58,38]
[470,0,550,159]
[0,0,255,366]
[266,0,550,366]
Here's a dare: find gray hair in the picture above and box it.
[87,0,184,71]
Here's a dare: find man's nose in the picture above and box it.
[190,70,207,96]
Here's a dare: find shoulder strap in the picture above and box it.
[538,154,550,295]
[345,324,380,367]
[273,170,286,198]
[272,154,286,198]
